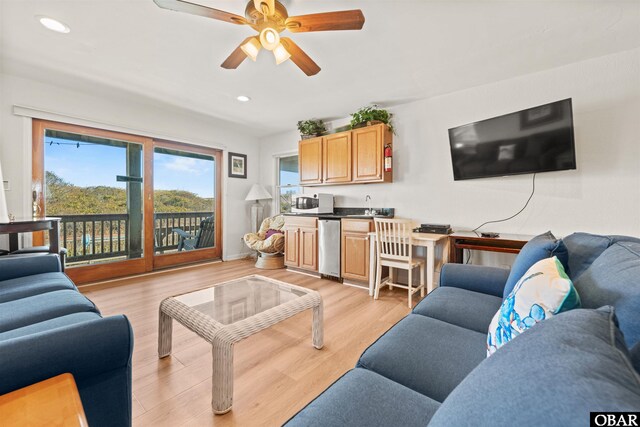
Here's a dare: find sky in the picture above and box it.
[45,137,215,198]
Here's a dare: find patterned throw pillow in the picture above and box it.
[487,256,580,356]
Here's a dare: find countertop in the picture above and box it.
[284,207,394,220]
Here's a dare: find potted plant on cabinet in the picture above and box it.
[297,119,327,139]
[350,105,394,134]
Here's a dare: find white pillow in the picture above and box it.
[487,256,580,356]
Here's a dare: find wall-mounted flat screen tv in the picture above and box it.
[448,99,576,181]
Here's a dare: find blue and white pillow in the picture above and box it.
[487,256,580,356]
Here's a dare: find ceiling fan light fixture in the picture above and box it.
[240,37,262,61]
[259,27,280,51]
[273,43,291,65]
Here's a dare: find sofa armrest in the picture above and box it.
[439,263,509,298]
[0,254,62,282]
[0,315,133,395]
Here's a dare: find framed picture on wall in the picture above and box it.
[228,152,247,179]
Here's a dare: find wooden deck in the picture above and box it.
[80,259,412,426]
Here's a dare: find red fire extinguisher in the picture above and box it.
[384,144,392,172]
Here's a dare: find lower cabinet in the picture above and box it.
[284,217,318,272]
[341,219,373,283]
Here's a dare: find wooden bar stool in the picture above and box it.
[373,218,425,308]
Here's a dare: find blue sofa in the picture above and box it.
[0,254,133,427]
[286,232,640,426]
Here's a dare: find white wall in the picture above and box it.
[0,73,260,259]
[260,48,640,265]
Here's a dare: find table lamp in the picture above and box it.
[0,159,9,223]
[245,184,272,233]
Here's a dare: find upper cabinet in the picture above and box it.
[299,137,323,185]
[298,123,392,186]
[323,132,352,184]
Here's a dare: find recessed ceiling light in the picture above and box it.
[37,16,70,34]
[237,95,251,102]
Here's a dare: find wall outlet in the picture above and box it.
[3,181,9,191]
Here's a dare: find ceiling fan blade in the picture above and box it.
[153,0,248,25]
[220,37,254,69]
[285,10,365,33]
[280,38,321,76]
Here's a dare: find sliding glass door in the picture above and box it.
[33,120,222,283]
[152,141,221,269]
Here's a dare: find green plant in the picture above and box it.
[349,105,394,133]
[297,119,326,136]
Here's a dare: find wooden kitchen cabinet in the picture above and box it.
[284,227,299,267]
[299,227,318,271]
[341,219,374,283]
[352,124,392,183]
[298,123,392,186]
[298,137,323,185]
[284,216,318,272]
[323,131,352,184]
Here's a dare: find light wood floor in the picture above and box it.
[80,259,414,426]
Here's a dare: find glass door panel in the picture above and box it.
[153,145,219,264]
[43,129,144,267]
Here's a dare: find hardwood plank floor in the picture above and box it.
[80,260,413,426]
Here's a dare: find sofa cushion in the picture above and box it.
[284,368,441,427]
[562,232,614,280]
[503,231,567,298]
[357,314,486,402]
[428,307,640,427]
[0,290,99,333]
[413,287,502,333]
[0,312,102,341]
[487,256,580,356]
[572,241,640,347]
[0,272,76,303]
[631,344,640,373]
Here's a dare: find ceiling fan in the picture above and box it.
[153,0,365,76]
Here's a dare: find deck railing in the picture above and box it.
[57,211,214,263]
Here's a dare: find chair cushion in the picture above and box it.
[428,307,640,427]
[487,256,580,356]
[284,368,441,427]
[503,231,568,298]
[0,312,102,340]
[0,290,99,333]
[0,272,76,303]
[572,241,640,347]
[357,314,486,402]
[412,287,502,333]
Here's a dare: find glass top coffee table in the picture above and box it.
[158,275,323,414]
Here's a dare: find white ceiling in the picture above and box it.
[1,0,639,135]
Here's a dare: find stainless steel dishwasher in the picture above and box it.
[318,219,341,279]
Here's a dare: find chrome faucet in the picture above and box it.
[365,195,374,216]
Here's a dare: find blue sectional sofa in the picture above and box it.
[286,232,640,426]
[0,254,133,427]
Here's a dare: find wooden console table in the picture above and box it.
[448,232,532,264]
[0,217,61,254]
[0,373,88,426]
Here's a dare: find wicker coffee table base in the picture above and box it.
[158,283,323,415]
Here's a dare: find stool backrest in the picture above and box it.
[374,218,413,263]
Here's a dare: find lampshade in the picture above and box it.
[273,43,291,65]
[241,37,262,61]
[245,184,272,201]
[0,160,9,223]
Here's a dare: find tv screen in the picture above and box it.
[448,99,576,181]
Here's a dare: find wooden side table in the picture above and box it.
[0,373,88,426]
[0,217,61,254]
[448,232,532,264]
